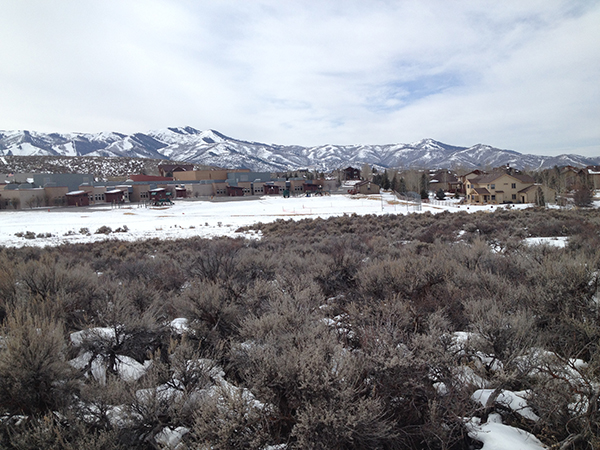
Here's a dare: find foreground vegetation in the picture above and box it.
[0,207,599,449]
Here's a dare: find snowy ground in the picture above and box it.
[0,193,530,248]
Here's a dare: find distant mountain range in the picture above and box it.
[0,127,598,172]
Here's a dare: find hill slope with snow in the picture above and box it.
[1,127,598,171]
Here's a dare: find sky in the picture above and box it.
[0,0,599,157]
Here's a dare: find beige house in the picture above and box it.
[354,181,380,195]
[466,171,554,204]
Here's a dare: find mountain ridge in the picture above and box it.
[1,127,598,172]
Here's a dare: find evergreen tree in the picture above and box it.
[398,177,406,194]
[420,173,429,196]
[381,171,391,190]
[390,174,397,192]
[535,186,545,207]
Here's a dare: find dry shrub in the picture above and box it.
[0,309,75,416]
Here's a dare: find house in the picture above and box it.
[344,167,361,180]
[465,171,554,204]
[581,166,600,189]
[429,170,459,193]
[518,184,557,204]
[457,170,484,194]
[354,180,380,195]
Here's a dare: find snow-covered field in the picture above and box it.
[0,193,526,248]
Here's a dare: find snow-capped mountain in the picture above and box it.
[0,127,598,171]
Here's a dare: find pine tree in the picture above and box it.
[398,177,406,194]
[381,171,391,190]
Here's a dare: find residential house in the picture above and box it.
[457,170,484,194]
[344,167,361,180]
[581,166,600,190]
[429,170,459,193]
[354,180,380,195]
[465,171,554,204]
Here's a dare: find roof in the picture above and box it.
[355,180,379,188]
[66,190,89,196]
[473,188,490,195]
[471,171,534,185]
[149,188,166,192]
[518,184,546,193]
[130,175,173,182]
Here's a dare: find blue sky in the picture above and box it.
[0,0,599,156]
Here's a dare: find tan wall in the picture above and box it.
[467,174,534,204]
[213,182,228,196]
[188,184,216,197]
[589,173,600,190]
[130,184,150,202]
[357,182,380,195]
[44,186,69,206]
[174,169,250,181]
[521,185,556,204]
[0,188,48,209]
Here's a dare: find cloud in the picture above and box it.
[0,0,598,156]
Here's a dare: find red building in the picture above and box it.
[264,183,280,195]
[66,190,90,207]
[227,186,244,196]
[105,189,125,203]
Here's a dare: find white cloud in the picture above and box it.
[0,0,598,156]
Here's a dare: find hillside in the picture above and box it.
[0,154,215,179]
[1,127,598,172]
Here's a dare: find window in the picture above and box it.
[491,184,495,189]
[511,183,516,189]
[512,194,516,200]
[491,195,496,200]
